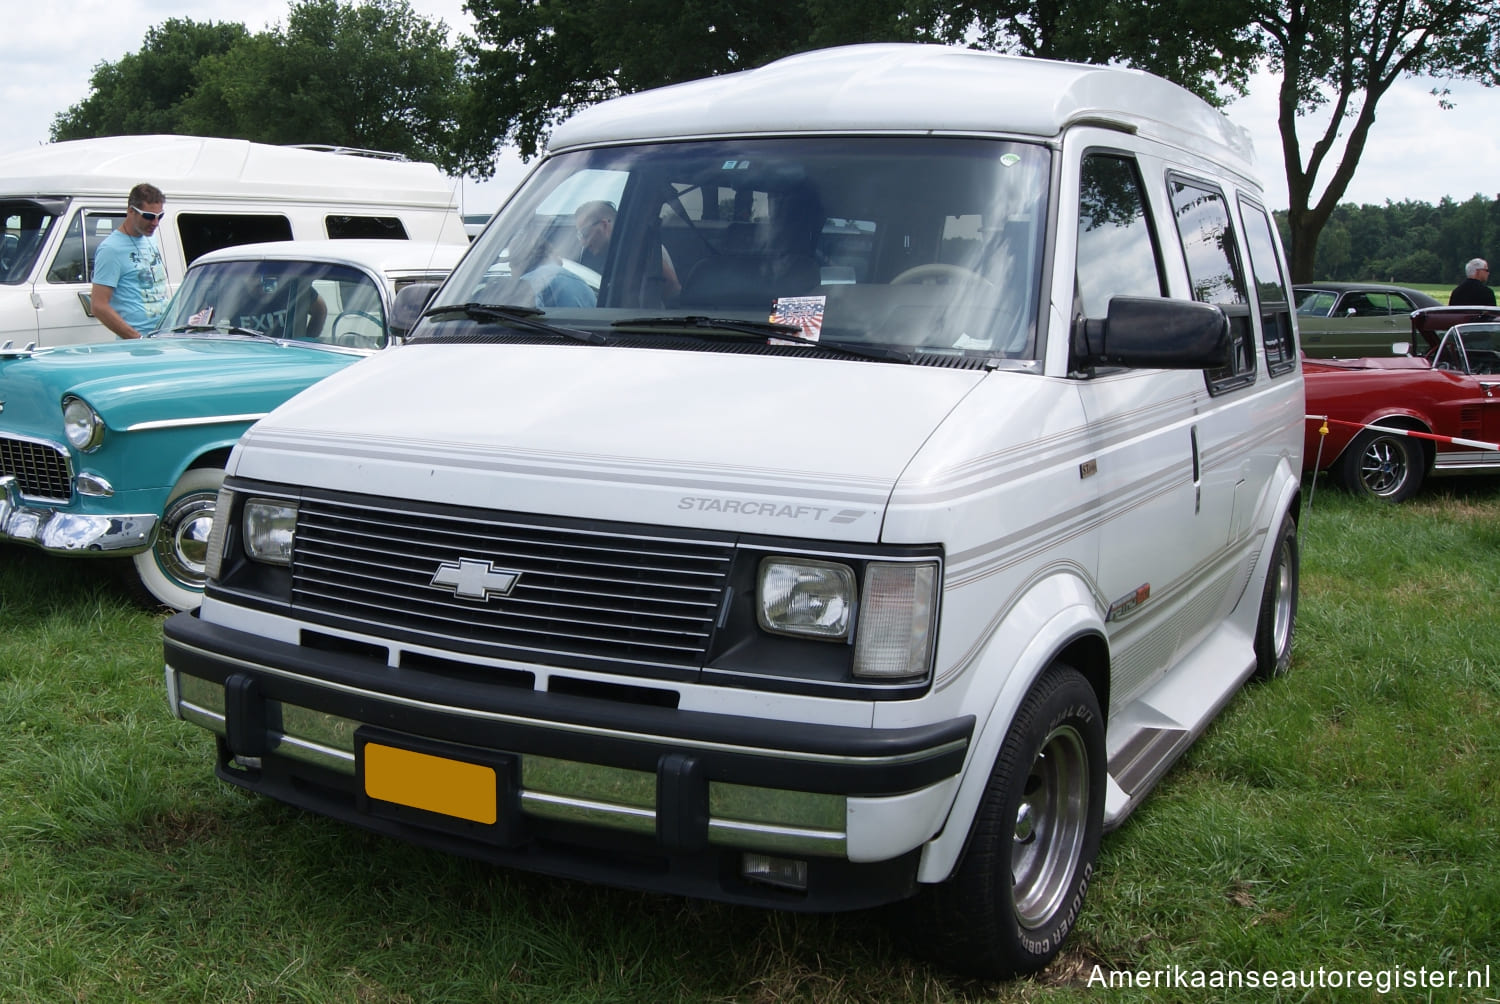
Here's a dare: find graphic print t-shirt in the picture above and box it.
[93,229,168,332]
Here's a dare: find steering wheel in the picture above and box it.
[890,263,992,287]
[331,310,384,347]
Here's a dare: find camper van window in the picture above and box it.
[177,213,294,266]
[1238,196,1297,378]
[45,211,125,285]
[325,215,409,239]
[2,202,65,285]
[1073,154,1165,319]
[1169,176,1256,394]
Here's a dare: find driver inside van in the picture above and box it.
[574,200,681,303]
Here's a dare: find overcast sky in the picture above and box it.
[5,0,1498,218]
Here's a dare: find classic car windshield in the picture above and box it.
[0,200,63,286]
[1435,323,1500,375]
[156,259,388,348]
[429,137,1050,358]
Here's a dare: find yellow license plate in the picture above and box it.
[363,742,498,824]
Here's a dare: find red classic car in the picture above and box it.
[1304,305,1500,501]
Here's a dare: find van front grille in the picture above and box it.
[290,496,735,670]
[0,436,73,502]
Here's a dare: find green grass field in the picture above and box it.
[2,474,1497,1002]
[1404,282,1452,300]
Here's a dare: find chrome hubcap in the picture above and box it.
[154,492,218,587]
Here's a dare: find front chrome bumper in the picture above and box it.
[0,475,157,554]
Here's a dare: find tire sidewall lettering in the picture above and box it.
[1015,858,1092,958]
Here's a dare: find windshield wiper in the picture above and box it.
[166,324,270,338]
[612,315,913,362]
[423,302,607,344]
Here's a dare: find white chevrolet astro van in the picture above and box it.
[0,135,467,346]
[164,45,1304,977]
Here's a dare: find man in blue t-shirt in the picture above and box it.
[91,182,170,339]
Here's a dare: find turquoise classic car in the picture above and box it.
[0,239,464,609]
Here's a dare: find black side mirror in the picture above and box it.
[1073,296,1231,370]
[389,282,441,339]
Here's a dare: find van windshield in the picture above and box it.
[0,200,64,286]
[430,137,1050,359]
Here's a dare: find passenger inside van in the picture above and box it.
[576,200,681,305]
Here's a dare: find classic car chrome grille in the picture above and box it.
[291,497,735,669]
[0,436,73,502]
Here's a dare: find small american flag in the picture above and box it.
[770,295,826,340]
[188,307,214,326]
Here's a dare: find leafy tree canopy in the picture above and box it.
[1252,0,1500,279]
[52,19,250,139]
[50,0,484,176]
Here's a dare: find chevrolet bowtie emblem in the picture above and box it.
[430,558,521,601]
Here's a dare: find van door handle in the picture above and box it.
[1190,426,1202,514]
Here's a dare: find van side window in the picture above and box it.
[326,215,409,239]
[1074,154,1164,318]
[177,214,295,266]
[4,204,63,285]
[46,211,125,284]
[1168,177,1254,394]
[1238,197,1297,377]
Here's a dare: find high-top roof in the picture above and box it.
[0,135,459,209]
[550,44,1257,183]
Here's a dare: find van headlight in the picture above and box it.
[62,396,105,452]
[758,558,855,639]
[243,499,299,566]
[757,556,939,679]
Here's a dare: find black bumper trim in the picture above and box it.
[165,610,973,797]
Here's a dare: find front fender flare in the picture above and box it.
[910,566,1107,884]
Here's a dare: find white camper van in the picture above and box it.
[164,45,1304,978]
[0,135,467,346]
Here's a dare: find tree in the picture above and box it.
[921,0,1259,103]
[51,19,250,139]
[1252,0,1500,280]
[50,0,483,176]
[181,0,479,171]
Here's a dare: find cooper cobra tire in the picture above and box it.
[1335,428,1425,502]
[905,664,1104,979]
[1252,513,1298,681]
[127,467,224,611]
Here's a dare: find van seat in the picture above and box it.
[680,256,772,308]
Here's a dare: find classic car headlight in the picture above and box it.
[852,561,938,679]
[758,558,855,639]
[243,499,299,566]
[62,396,105,452]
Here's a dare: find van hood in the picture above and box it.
[233,343,990,542]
